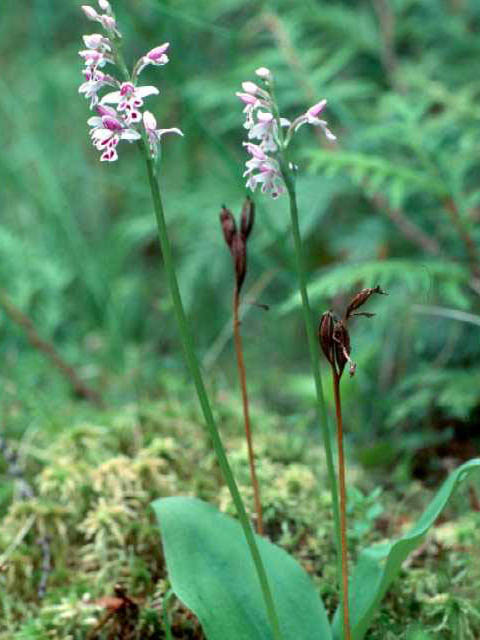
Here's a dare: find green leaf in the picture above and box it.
[152,497,332,640]
[332,458,480,640]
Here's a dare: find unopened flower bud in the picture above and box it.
[242,81,259,95]
[98,0,111,12]
[255,67,271,80]
[147,43,170,61]
[240,197,255,240]
[82,5,99,20]
[307,99,327,118]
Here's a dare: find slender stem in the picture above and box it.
[142,146,282,640]
[332,370,351,640]
[282,171,342,561]
[233,286,264,535]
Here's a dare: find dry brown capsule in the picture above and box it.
[220,206,237,248]
[319,285,386,379]
[345,285,387,320]
[319,311,336,369]
[240,196,255,240]
[333,320,352,378]
[219,198,255,293]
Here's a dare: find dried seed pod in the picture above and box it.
[319,311,336,368]
[240,196,255,240]
[231,234,247,292]
[220,206,236,248]
[333,320,352,378]
[345,285,387,320]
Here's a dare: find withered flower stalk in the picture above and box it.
[220,197,263,534]
[319,285,387,640]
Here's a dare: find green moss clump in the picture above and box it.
[1,395,479,638]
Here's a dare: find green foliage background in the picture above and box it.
[1,0,480,482]
[1,1,480,636]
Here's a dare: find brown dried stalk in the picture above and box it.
[319,286,387,640]
[220,199,264,534]
[0,288,103,407]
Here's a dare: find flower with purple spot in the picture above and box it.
[101,82,159,125]
[79,1,182,163]
[88,108,141,162]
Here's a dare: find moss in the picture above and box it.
[1,395,479,638]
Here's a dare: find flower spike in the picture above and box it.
[79,1,182,163]
[238,68,335,198]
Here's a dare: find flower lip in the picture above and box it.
[102,115,123,130]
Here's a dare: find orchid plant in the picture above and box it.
[77,5,480,640]
[238,65,347,637]
[78,3,282,639]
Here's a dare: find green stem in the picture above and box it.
[282,167,343,623]
[143,145,283,640]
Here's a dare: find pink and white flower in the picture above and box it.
[101,82,159,125]
[143,111,183,158]
[242,143,285,199]
[78,31,113,80]
[134,43,170,77]
[79,68,117,108]
[81,3,120,37]
[88,108,141,162]
[238,68,336,197]
[292,100,336,140]
[247,110,290,153]
[79,2,182,164]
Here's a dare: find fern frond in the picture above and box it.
[279,259,470,315]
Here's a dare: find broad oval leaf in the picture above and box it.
[152,496,332,640]
[332,458,480,640]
